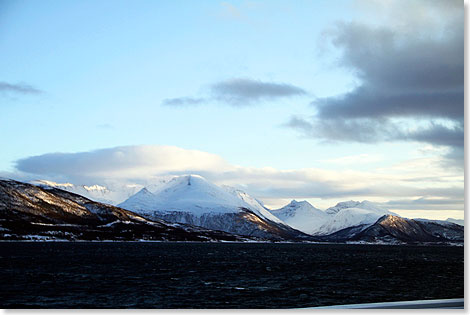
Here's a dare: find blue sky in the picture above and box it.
[1,0,357,166]
[0,0,464,219]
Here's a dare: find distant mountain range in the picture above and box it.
[0,176,463,244]
[270,199,397,235]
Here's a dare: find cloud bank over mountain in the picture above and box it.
[12,145,463,214]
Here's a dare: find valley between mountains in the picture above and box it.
[0,175,463,244]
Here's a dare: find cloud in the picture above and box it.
[161,97,206,107]
[287,0,463,166]
[12,145,463,213]
[287,117,464,149]
[313,87,463,120]
[286,116,394,144]
[15,145,232,182]
[384,197,464,211]
[440,146,464,170]
[0,81,43,95]
[210,78,307,105]
[320,153,383,165]
[161,78,307,107]
[405,122,464,148]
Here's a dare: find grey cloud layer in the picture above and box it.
[287,117,464,149]
[330,20,463,92]
[314,87,463,120]
[0,81,43,95]
[288,0,463,160]
[162,97,206,106]
[211,78,306,105]
[384,197,464,211]
[162,78,307,107]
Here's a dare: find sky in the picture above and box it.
[0,0,464,220]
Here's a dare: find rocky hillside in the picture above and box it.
[0,179,254,242]
[322,215,464,244]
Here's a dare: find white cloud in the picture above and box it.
[319,153,383,165]
[15,145,233,181]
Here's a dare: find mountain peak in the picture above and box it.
[325,201,360,214]
[269,199,328,235]
[118,174,285,226]
[325,200,391,215]
[279,199,320,212]
[137,187,153,195]
[376,214,394,223]
[288,200,309,206]
[120,174,249,216]
[167,174,209,188]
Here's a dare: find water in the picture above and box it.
[0,242,463,308]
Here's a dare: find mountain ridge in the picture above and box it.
[118,175,311,240]
[321,214,464,244]
[0,179,256,242]
[22,176,463,244]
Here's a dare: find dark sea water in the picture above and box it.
[0,242,463,308]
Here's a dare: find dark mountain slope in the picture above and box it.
[321,215,464,244]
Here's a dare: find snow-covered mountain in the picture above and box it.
[118,175,309,240]
[1,178,462,244]
[119,175,280,221]
[270,200,329,235]
[222,185,271,216]
[325,200,390,215]
[315,201,397,236]
[269,199,397,236]
[30,176,462,244]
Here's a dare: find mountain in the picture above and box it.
[31,179,142,205]
[0,179,254,242]
[221,185,274,218]
[315,207,394,236]
[315,200,397,235]
[0,178,462,244]
[325,200,362,214]
[325,200,390,215]
[270,200,329,235]
[322,215,464,244]
[446,218,464,226]
[269,199,463,244]
[414,219,464,241]
[269,199,396,236]
[118,175,312,240]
